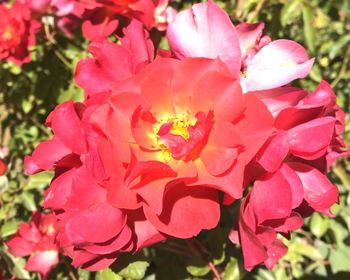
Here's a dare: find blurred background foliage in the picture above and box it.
[0,0,350,279]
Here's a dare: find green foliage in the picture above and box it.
[0,0,349,279]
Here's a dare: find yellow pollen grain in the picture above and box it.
[150,113,195,162]
[152,113,194,141]
[157,145,172,162]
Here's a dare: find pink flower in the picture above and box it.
[167,0,314,92]
[6,212,59,278]
[0,2,40,66]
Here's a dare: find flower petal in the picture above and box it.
[244,39,314,91]
[167,0,241,74]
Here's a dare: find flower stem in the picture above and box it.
[187,239,222,280]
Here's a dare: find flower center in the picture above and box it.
[153,113,194,141]
[150,111,213,162]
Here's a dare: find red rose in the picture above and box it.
[74,0,172,40]
[230,81,348,270]
[6,212,59,278]
[0,2,40,66]
[25,53,273,269]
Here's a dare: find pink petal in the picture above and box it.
[244,39,314,91]
[236,22,264,57]
[25,250,59,277]
[167,0,241,74]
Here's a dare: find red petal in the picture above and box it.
[280,164,304,208]
[66,202,126,243]
[256,131,289,173]
[251,171,293,223]
[264,240,288,269]
[84,226,132,255]
[144,184,220,238]
[49,101,86,154]
[288,162,338,216]
[6,236,34,257]
[288,117,336,160]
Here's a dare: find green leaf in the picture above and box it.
[223,258,240,280]
[186,261,210,277]
[20,192,37,212]
[309,64,322,82]
[329,220,348,245]
[273,267,288,280]
[0,176,8,195]
[289,239,323,261]
[303,5,316,53]
[26,171,53,190]
[0,248,30,279]
[310,212,329,238]
[1,220,20,238]
[280,0,302,26]
[100,268,122,280]
[329,245,350,273]
[118,261,150,280]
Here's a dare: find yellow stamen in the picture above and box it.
[152,113,194,141]
[151,112,195,162]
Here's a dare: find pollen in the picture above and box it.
[157,144,172,162]
[151,112,196,162]
[153,113,194,141]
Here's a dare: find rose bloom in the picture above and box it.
[0,2,40,65]
[25,23,274,267]
[6,212,59,278]
[74,0,174,40]
[229,81,349,270]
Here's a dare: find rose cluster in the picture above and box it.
[0,0,173,65]
[14,0,349,274]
